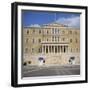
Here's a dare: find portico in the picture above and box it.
[42,43,68,54]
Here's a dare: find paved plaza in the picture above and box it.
[22,65,80,77]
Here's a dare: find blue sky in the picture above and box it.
[22,10,80,28]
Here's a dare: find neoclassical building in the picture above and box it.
[23,23,80,66]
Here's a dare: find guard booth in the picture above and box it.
[69,57,75,65]
[38,57,45,66]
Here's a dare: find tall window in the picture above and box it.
[25,48,28,53]
[33,29,35,33]
[27,30,29,34]
[38,39,41,43]
[26,38,28,43]
[38,48,42,53]
[32,38,34,43]
[75,38,78,43]
[69,31,72,34]
[39,30,41,34]
[52,36,54,41]
[58,37,59,42]
[55,28,57,34]
[32,48,34,53]
[52,28,54,34]
[55,36,57,41]
[70,39,72,43]
[62,38,65,41]
[76,48,78,52]
[47,38,48,41]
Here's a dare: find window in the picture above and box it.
[52,36,54,41]
[62,38,65,41]
[26,38,28,43]
[32,48,34,53]
[47,38,48,41]
[76,48,78,52]
[27,30,29,34]
[70,39,72,43]
[52,28,54,34]
[38,48,40,53]
[39,30,41,34]
[58,37,59,42]
[38,39,41,43]
[55,28,57,34]
[32,38,34,43]
[55,36,57,41]
[25,48,28,53]
[47,30,49,34]
[38,48,41,53]
[75,39,78,43]
[69,31,72,34]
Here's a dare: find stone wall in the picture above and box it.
[23,53,80,66]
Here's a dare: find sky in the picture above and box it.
[22,10,80,28]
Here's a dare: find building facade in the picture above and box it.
[23,23,80,66]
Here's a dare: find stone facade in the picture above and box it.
[23,23,80,66]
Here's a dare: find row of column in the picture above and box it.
[42,45,68,54]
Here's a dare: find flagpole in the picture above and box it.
[54,13,56,22]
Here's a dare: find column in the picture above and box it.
[58,46,60,53]
[52,46,54,53]
[54,46,55,54]
[48,45,49,54]
[62,46,64,53]
[67,46,68,53]
[49,46,51,53]
[45,45,46,54]
[61,46,62,53]
[60,46,61,53]
[65,46,67,53]
[51,45,52,53]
